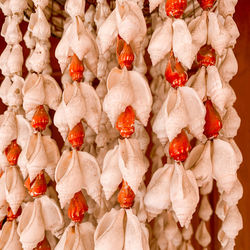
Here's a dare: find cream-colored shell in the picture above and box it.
[218,0,237,17]
[195,221,211,248]
[198,195,213,222]
[65,0,86,18]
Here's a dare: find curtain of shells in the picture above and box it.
[0,0,242,249]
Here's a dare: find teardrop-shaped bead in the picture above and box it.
[5,140,21,166]
[197,0,216,10]
[116,106,135,138]
[31,105,49,132]
[69,54,84,82]
[165,52,188,88]
[33,236,51,250]
[117,180,135,209]
[169,129,191,162]
[68,191,88,223]
[203,100,222,139]
[24,171,47,197]
[165,0,187,18]
[197,45,216,68]
[68,122,85,149]
[7,206,22,221]
[117,36,134,70]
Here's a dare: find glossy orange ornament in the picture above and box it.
[68,122,85,149]
[169,129,191,162]
[24,171,47,197]
[197,0,216,10]
[203,100,222,139]
[117,36,134,70]
[69,54,84,82]
[197,45,216,68]
[117,180,135,209]
[31,105,49,132]
[4,140,21,166]
[68,191,88,223]
[165,52,188,88]
[33,236,51,250]
[165,0,187,18]
[7,206,22,221]
[116,106,135,138]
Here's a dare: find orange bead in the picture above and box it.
[169,130,191,162]
[197,0,216,10]
[117,36,134,70]
[33,236,51,250]
[165,0,187,18]
[31,105,49,132]
[116,106,135,138]
[7,206,22,221]
[203,100,222,139]
[197,45,216,68]
[117,180,135,209]
[24,171,47,197]
[67,122,85,149]
[69,54,84,82]
[68,191,88,223]
[4,140,21,166]
[165,52,188,88]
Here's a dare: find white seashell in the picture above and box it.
[198,195,213,221]
[79,82,101,133]
[118,138,148,195]
[0,221,22,250]
[228,139,243,166]
[133,50,147,75]
[23,30,36,49]
[185,141,212,187]
[182,224,193,241]
[222,206,243,239]
[0,110,17,152]
[207,12,230,56]
[221,239,235,250]
[5,166,26,214]
[101,145,122,200]
[220,107,241,138]
[218,229,230,248]
[222,178,243,207]
[9,0,27,14]
[0,45,11,76]
[144,164,174,221]
[84,44,99,76]
[33,0,49,9]
[94,0,111,31]
[39,195,64,238]
[7,44,23,75]
[219,48,238,83]
[224,16,240,47]
[195,221,211,247]
[17,200,45,250]
[97,10,118,54]
[28,7,50,40]
[124,209,150,250]
[149,0,163,13]
[148,17,172,66]
[133,182,147,222]
[65,0,85,18]
[170,163,199,227]
[218,0,237,18]
[0,151,9,171]
[1,16,22,45]
[94,208,125,250]
[0,173,7,210]
[173,19,193,69]
[212,139,238,193]
[216,196,229,221]
[0,77,12,104]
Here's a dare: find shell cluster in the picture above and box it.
[0,0,242,249]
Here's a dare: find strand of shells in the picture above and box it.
[0,0,28,249]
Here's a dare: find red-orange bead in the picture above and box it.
[4,140,21,166]
[169,130,191,162]
[165,52,188,88]
[33,236,51,250]
[197,0,216,10]
[69,54,84,82]
[68,191,88,223]
[7,206,22,221]
[24,171,47,197]
[68,122,85,149]
[117,36,134,70]
[117,180,135,209]
[197,45,216,68]
[31,105,49,132]
[165,0,187,18]
[116,106,135,138]
[203,100,222,139]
